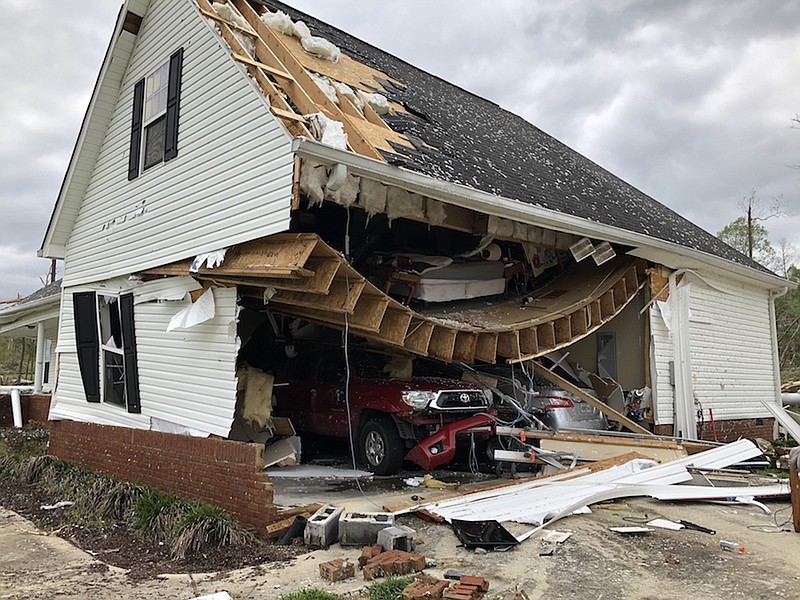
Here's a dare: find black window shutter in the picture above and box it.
[119,294,142,414]
[128,79,145,180]
[72,292,100,403]
[164,48,183,162]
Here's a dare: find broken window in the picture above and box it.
[128,48,183,179]
[72,292,141,413]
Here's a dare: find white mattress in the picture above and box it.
[413,260,506,302]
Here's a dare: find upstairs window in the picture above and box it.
[128,48,183,180]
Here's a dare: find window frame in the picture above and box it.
[72,291,141,413]
[128,47,183,180]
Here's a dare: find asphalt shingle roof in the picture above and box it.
[264,1,772,275]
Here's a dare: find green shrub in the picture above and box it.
[369,576,413,600]
[134,489,187,541]
[277,590,342,600]
[0,453,22,478]
[171,503,255,559]
[78,478,144,521]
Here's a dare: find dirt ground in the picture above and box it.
[2,469,800,600]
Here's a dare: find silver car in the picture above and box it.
[478,367,609,432]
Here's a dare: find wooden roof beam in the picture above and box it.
[232,0,385,160]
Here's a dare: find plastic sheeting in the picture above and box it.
[167,288,216,332]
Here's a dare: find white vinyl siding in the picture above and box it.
[62,0,293,286]
[650,273,777,424]
[52,282,238,437]
[686,278,775,420]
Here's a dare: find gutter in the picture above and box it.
[769,286,790,416]
[0,294,61,324]
[293,138,790,291]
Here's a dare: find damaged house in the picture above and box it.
[37,0,790,519]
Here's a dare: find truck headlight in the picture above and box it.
[402,390,436,410]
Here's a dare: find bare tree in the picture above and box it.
[739,191,786,260]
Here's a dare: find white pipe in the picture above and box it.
[34,321,45,393]
[10,389,22,428]
[782,393,800,406]
[0,386,34,428]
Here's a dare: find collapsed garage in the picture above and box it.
[36,0,790,523]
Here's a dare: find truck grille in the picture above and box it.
[432,390,488,411]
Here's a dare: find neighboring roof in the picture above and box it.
[15,279,62,308]
[262,0,772,277]
[0,280,61,336]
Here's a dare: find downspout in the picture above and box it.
[769,286,789,438]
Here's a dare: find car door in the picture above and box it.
[310,352,349,437]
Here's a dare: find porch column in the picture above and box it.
[33,321,45,393]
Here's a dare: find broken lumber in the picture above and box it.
[532,362,652,436]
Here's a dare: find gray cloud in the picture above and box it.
[1,0,798,301]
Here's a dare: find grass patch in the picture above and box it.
[369,576,413,600]
[277,590,343,600]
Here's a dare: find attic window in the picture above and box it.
[128,48,183,180]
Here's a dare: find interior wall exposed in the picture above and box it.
[564,290,647,390]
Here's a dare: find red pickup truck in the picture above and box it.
[273,347,492,474]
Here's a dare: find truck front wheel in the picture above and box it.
[359,418,404,475]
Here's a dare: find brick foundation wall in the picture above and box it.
[653,418,775,442]
[47,420,278,532]
[0,394,52,427]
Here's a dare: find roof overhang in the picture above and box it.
[0,295,61,338]
[293,138,792,292]
[39,0,151,259]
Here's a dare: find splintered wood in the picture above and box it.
[141,232,647,365]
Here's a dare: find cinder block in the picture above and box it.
[377,525,416,552]
[319,557,355,581]
[304,504,344,548]
[339,511,395,546]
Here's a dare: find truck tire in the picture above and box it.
[359,418,404,475]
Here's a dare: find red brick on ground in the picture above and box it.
[363,549,426,580]
[319,558,355,581]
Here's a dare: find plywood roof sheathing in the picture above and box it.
[230,0,386,161]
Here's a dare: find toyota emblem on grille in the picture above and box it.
[459,393,471,403]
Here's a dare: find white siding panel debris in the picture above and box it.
[650,272,776,425]
[412,440,785,534]
[52,283,238,437]
[63,0,294,287]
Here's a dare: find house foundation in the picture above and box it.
[47,420,278,532]
[0,393,52,427]
[653,418,775,443]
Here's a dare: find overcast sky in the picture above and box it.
[1,1,798,301]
